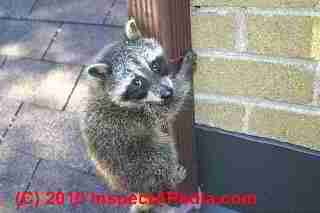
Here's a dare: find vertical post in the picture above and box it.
[128,0,197,194]
[128,0,192,61]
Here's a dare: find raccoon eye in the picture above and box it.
[134,79,142,87]
[151,61,161,73]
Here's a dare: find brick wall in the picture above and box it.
[191,0,320,151]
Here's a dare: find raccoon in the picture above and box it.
[80,19,195,212]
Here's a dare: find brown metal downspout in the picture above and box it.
[128,0,197,194]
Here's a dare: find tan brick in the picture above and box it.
[248,16,320,59]
[192,0,320,8]
[191,15,234,49]
[249,107,320,151]
[195,100,245,132]
[194,57,314,104]
[311,17,320,60]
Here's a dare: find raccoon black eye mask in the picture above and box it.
[122,76,150,101]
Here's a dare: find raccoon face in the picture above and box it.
[85,19,174,108]
[86,46,174,108]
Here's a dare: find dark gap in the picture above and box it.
[61,66,85,111]
[28,0,40,15]
[29,159,42,182]
[0,56,7,68]
[41,23,64,60]
[40,58,86,66]
[0,16,125,28]
[0,102,24,144]
[14,102,24,117]
[23,159,42,193]
[0,54,86,66]
[102,0,118,24]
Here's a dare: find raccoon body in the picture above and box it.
[80,19,195,212]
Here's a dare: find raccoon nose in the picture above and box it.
[160,85,173,99]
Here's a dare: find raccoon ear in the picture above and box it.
[86,63,111,79]
[125,18,142,40]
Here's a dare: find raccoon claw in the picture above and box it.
[160,121,169,134]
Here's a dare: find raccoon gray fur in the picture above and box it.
[80,19,195,212]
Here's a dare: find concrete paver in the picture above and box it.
[44,24,123,65]
[0,20,59,59]
[0,58,82,110]
[30,0,114,24]
[65,71,90,113]
[104,1,128,26]
[24,159,129,213]
[0,0,37,18]
[3,103,92,173]
[0,146,38,187]
[0,97,21,137]
[0,146,39,212]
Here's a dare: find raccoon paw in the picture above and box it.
[179,49,197,81]
[129,204,156,213]
[173,165,187,184]
[183,49,196,65]
[160,120,169,134]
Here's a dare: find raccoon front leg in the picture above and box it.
[154,50,196,134]
[176,49,196,82]
[164,49,196,119]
